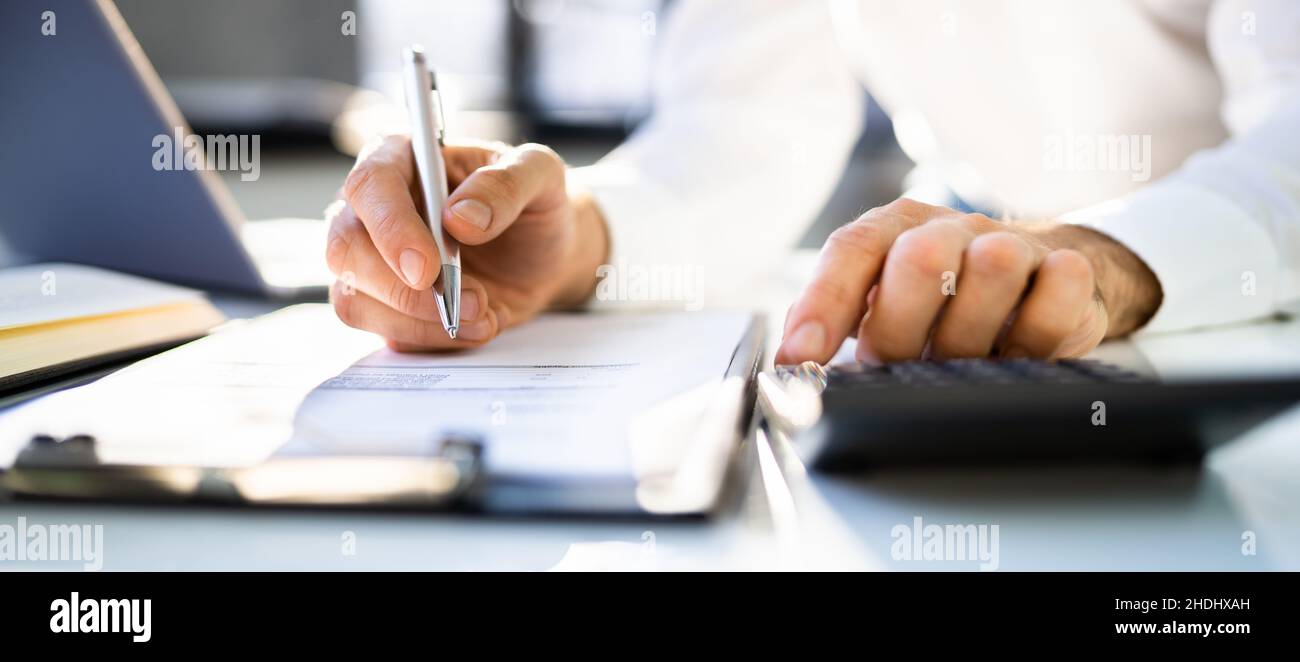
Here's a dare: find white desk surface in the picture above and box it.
[3,252,1299,571]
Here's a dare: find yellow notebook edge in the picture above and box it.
[0,300,227,383]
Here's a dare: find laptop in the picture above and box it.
[0,0,331,298]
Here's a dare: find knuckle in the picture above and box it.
[386,277,420,316]
[342,161,380,203]
[324,214,362,275]
[367,204,409,246]
[474,167,521,202]
[827,219,890,261]
[890,225,959,278]
[518,142,562,165]
[959,212,1000,232]
[967,232,1031,274]
[882,197,931,217]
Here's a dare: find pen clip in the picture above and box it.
[428,70,446,141]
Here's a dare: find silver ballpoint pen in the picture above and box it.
[403,46,461,339]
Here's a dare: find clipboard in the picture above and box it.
[0,310,765,517]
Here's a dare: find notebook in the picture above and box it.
[0,263,226,391]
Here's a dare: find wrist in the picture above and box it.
[551,190,610,309]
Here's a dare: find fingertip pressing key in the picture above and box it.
[779,320,827,364]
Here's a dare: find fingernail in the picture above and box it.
[1002,345,1029,359]
[451,199,492,231]
[783,321,826,361]
[399,249,425,287]
[460,290,480,321]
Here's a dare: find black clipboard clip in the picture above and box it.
[2,433,484,509]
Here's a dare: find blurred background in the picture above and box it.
[113,0,911,245]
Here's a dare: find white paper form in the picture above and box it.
[285,310,754,480]
[0,305,753,481]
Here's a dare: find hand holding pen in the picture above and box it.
[324,45,611,351]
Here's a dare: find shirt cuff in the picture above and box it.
[1063,183,1280,334]
[568,164,699,311]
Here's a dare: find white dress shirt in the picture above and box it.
[573,0,1300,334]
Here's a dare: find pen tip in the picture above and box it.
[447,327,458,340]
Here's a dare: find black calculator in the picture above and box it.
[761,359,1300,471]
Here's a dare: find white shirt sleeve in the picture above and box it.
[569,0,863,308]
[1064,0,1300,333]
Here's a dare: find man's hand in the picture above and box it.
[776,198,1162,364]
[326,135,608,351]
